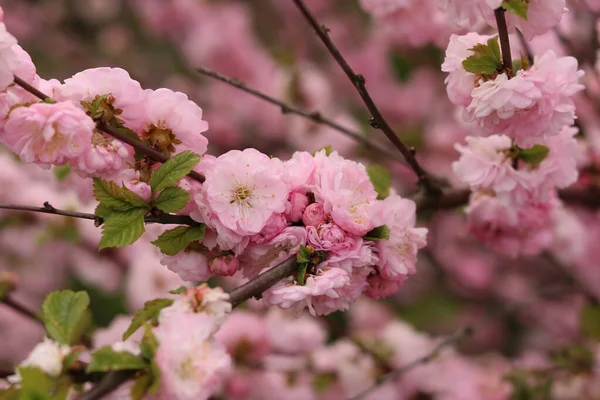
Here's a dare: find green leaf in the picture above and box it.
[153,187,190,213]
[581,302,600,341]
[516,144,549,166]
[311,145,333,157]
[62,346,85,370]
[86,346,149,373]
[366,164,392,199]
[130,373,153,400]
[99,213,145,250]
[53,164,71,182]
[140,326,159,360]
[168,286,188,295]
[93,179,149,212]
[151,225,206,256]
[364,225,391,241]
[502,0,528,20]
[0,386,19,400]
[19,366,71,400]
[296,263,309,286]
[462,36,502,75]
[389,51,413,83]
[297,245,312,264]
[313,372,337,393]
[150,151,201,193]
[42,290,90,345]
[123,298,174,340]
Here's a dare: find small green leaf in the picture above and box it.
[99,212,145,250]
[462,36,503,75]
[366,164,392,199]
[19,366,71,400]
[42,290,90,345]
[140,326,159,360]
[130,373,153,400]
[153,187,190,213]
[516,144,549,165]
[364,225,391,241]
[502,0,528,20]
[86,346,149,373]
[53,164,71,182]
[311,145,333,157]
[296,263,309,286]
[150,151,201,193]
[93,179,150,216]
[297,245,312,264]
[168,286,188,295]
[581,302,600,341]
[123,298,174,341]
[151,225,206,256]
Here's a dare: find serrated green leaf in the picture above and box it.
[151,225,206,256]
[99,213,145,250]
[516,144,549,165]
[366,164,392,199]
[86,346,149,373]
[150,151,201,193]
[53,164,71,182]
[486,36,501,62]
[93,179,149,213]
[581,302,600,341]
[153,187,190,213]
[168,286,187,295]
[42,290,90,345]
[364,225,391,241]
[123,298,174,340]
[502,0,528,20]
[462,55,502,75]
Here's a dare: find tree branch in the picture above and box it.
[11,76,205,184]
[76,370,136,400]
[494,8,514,77]
[290,0,441,197]
[196,65,404,162]
[348,327,473,400]
[1,296,43,324]
[0,203,198,226]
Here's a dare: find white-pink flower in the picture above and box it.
[204,149,290,236]
[214,310,271,363]
[488,0,566,41]
[160,250,211,282]
[142,88,209,156]
[0,23,18,92]
[2,102,94,167]
[453,135,518,191]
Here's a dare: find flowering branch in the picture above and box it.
[494,7,514,77]
[196,65,403,162]
[348,327,473,400]
[0,202,198,226]
[11,75,206,184]
[290,0,441,197]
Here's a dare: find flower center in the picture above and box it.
[231,185,253,206]
[142,122,182,156]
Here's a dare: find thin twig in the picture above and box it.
[348,327,473,400]
[494,8,513,77]
[516,30,534,67]
[76,370,136,400]
[1,296,43,324]
[290,0,440,196]
[196,66,403,162]
[11,76,205,184]
[0,203,198,226]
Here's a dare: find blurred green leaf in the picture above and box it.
[87,346,148,373]
[42,290,90,345]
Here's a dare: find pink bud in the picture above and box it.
[285,192,309,223]
[302,203,326,227]
[209,255,240,277]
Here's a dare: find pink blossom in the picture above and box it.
[285,192,309,223]
[302,202,326,227]
[530,125,580,189]
[452,135,518,191]
[62,67,147,131]
[204,149,290,235]
[0,23,18,92]
[437,0,500,28]
[3,102,94,167]
[252,213,287,244]
[214,310,271,363]
[142,88,209,156]
[209,254,240,277]
[365,273,406,299]
[314,151,378,236]
[284,151,317,190]
[263,268,350,316]
[154,309,232,400]
[265,308,326,354]
[306,223,357,255]
[372,194,427,279]
[69,133,133,178]
[161,250,211,282]
[488,0,566,41]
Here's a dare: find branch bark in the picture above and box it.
[494,7,514,77]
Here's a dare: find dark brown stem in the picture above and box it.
[290,0,441,197]
[76,370,136,400]
[1,296,43,324]
[0,203,198,226]
[516,30,534,66]
[196,66,403,162]
[494,8,514,77]
[228,256,298,307]
[11,76,205,184]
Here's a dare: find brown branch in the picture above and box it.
[196,66,403,162]
[494,8,514,77]
[290,0,441,196]
[516,30,534,67]
[0,202,198,226]
[1,296,43,324]
[76,370,136,400]
[348,327,473,400]
[11,76,205,184]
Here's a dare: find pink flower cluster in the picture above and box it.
[159,149,427,316]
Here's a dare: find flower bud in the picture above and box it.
[209,255,240,277]
[285,192,309,223]
[302,203,326,227]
